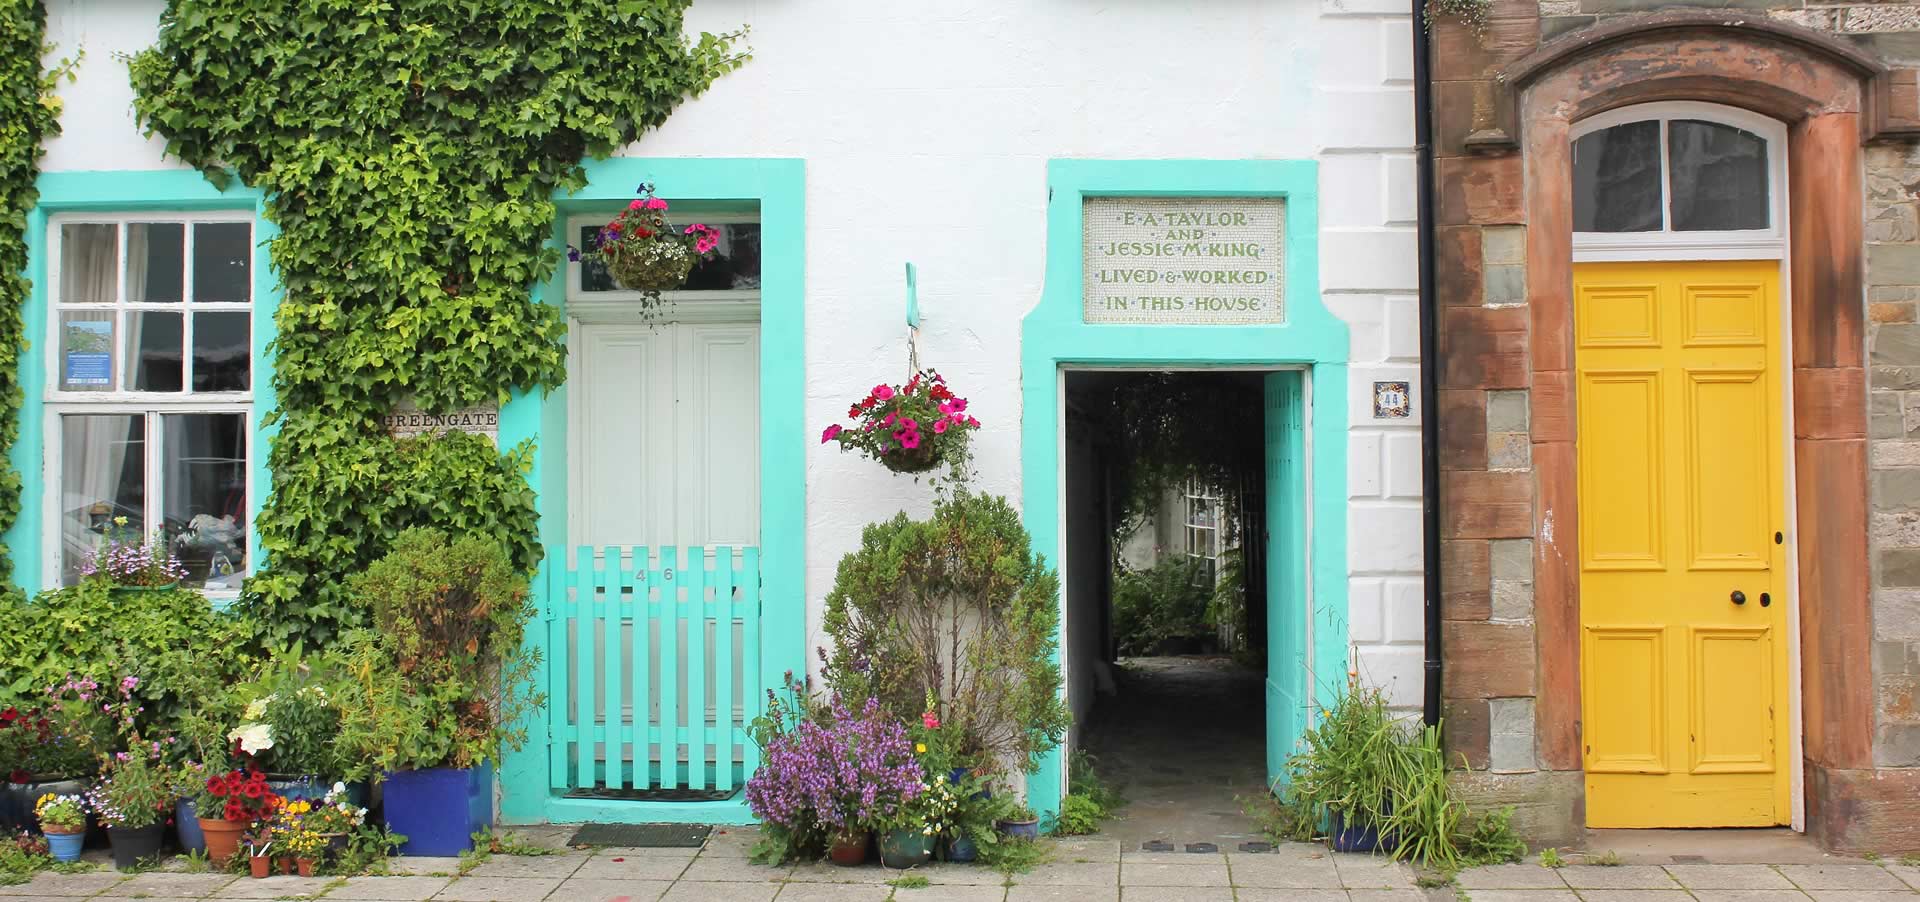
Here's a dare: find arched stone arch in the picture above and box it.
[1493,11,1893,847]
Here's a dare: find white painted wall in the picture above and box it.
[41,0,1427,708]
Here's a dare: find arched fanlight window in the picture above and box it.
[1571,103,1785,258]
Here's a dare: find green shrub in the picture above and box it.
[821,491,1069,778]
[1459,807,1527,865]
[1111,557,1213,656]
[1053,794,1105,836]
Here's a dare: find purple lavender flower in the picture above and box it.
[745,695,924,834]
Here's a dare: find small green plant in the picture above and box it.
[1588,850,1622,867]
[326,824,407,876]
[1538,848,1565,868]
[1900,853,1920,868]
[1111,558,1215,656]
[1052,751,1122,836]
[977,833,1049,875]
[1415,872,1455,889]
[889,874,930,889]
[1053,794,1105,837]
[1070,750,1124,813]
[1242,785,1316,843]
[1457,807,1526,866]
[179,849,210,873]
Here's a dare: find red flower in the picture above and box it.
[206,777,225,796]
[242,781,264,799]
[7,769,27,784]
[0,708,19,725]
[860,397,876,410]
[224,801,244,821]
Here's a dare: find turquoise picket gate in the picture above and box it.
[546,545,762,804]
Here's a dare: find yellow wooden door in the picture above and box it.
[1574,259,1791,828]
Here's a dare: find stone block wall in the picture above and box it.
[1868,142,1920,770]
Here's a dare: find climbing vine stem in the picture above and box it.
[1,0,64,592]
[129,1,746,648]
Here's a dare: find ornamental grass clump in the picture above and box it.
[744,695,925,861]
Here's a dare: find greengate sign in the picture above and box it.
[1082,197,1286,325]
[383,401,500,442]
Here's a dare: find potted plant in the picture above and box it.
[0,704,95,835]
[743,695,924,867]
[79,518,187,594]
[569,182,722,309]
[299,783,366,858]
[88,751,174,870]
[171,760,208,854]
[877,774,957,869]
[32,793,86,862]
[1285,678,1402,853]
[243,820,274,878]
[229,661,349,802]
[193,767,281,866]
[822,371,980,474]
[995,799,1041,841]
[942,774,1001,863]
[274,799,327,876]
[332,529,542,856]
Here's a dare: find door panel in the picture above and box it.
[1575,260,1789,828]
[1263,371,1306,788]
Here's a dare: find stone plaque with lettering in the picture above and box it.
[1082,197,1285,325]
[383,400,499,442]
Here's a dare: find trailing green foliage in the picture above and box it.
[127,0,747,648]
[0,0,65,591]
[1052,749,1122,836]
[1111,557,1215,656]
[822,491,1070,777]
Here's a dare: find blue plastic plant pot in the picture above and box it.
[1327,810,1394,854]
[45,830,83,862]
[382,763,493,857]
[174,800,205,854]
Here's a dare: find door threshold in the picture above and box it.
[1580,828,1829,865]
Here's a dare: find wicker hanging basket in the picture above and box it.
[605,243,697,294]
[879,443,940,474]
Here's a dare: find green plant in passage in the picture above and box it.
[1539,848,1565,868]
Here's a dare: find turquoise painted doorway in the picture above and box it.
[1264,371,1308,789]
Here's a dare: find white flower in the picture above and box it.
[242,696,271,719]
[331,781,347,795]
[227,722,274,754]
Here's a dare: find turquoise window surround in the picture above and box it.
[13,170,278,596]
[1020,159,1350,818]
[497,157,805,825]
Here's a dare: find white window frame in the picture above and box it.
[1183,478,1220,585]
[565,210,761,325]
[1572,101,1788,263]
[43,211,255,596]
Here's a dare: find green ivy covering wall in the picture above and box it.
[128,1,745,648]
[0,0,59,593]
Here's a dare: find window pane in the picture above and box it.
[1573,121,1662,233]
[1669,119,1768,231]
[127,311,184,392]
[61,415,145,586]
[127,223,184,303]
[59,311,114,392]
[683,223,762,290]
[192,312,250,392]
[192,222,251,302]
[162,413,247,591]
[60,224,117,303]
[578,225,616,292]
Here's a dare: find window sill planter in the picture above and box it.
[107,822,165,870]
[877,829,932,869]
[42,825,83,862]
[381,763,492,857]
[110,583,178,597]
[827,829,870,867]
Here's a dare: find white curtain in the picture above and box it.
[60,224,139,583]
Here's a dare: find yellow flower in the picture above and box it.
[916,743,927,754]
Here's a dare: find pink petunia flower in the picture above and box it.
[934,419,949,434]
[645,198,668,211]
[872,385,894,401]
[629,199,644,210]
[821,424,843,444]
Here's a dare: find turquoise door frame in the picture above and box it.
[497,157,805,825]
[1019,159,1349,819]
[11,171,279,596]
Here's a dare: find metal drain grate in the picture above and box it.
[566,823,712,848]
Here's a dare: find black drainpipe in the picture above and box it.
[1412,0,1443,728]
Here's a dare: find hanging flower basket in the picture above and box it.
[570,183,721,314]
[822,371,980,475]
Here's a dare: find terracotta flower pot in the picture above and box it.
[248,854,269,878]
[277,856,294,875]
[296,857,315,877]
[197,817,245,867]
[827,829,870,867]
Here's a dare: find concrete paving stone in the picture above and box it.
[1457,864,1571,889]
[210,874,338,898]
[1112,888,1234,902]
[328,875,455,900]
[558,872,639,891]
[465,852,589,878]
[882,885,1008,902]
[913,863,1007,885]
[1119,862,1230,887]
[1226,890,1348,902]
[1891,865,1920,890]
[111,872,240,898]
[784,862,903,884]
[1558,865,1683,890]
[95,898,224,902]
[1687,892,1816,902]
[388,856,470,876]
[700,829,762,858]
[1050,839,1123,861]
[432,875,566,901]
[1806,892,1920,902]
[571,854,697,881]
[772,882,892,901]
[1006,888,1119,902]
[1120,852,1226,865]
[678,855,792,883]
[1329,853,1415,889]
[1450,892,1582,902]
[1345,890,1428,902]
[659,880,780,902]
[550,877,674,902]
[1776,864,1910,890]
[1568,891,1693,902]
[1015,861,1121,886]
[1665,865,1799,890]
[1228,855,1343,889]
[0,871,127,895]
[584,846,701,859]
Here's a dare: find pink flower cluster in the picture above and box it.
[683,223,721,255]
